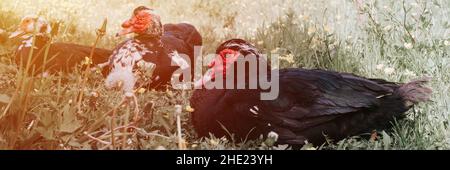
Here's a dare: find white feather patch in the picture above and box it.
[106,39,151,94]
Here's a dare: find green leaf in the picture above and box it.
[59,105,82,133]
[35,126,55,140]
[68,139,82,148]
[300,143,317,150]
[0,94,10,104]
[39,111,55,127]
[382,131,392,149]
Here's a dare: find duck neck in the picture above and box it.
[18,34,50,51]
[135,33,161,43]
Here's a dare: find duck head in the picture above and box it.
[208,39,262,80]
[9,15,51,39]
[116,6,163,38]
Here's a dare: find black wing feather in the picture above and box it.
[228,68,393,133]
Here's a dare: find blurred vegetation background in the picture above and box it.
[0,0,448,150]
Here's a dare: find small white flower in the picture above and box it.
[307,27,316,35]
[404,69,416,77]
[155,146,166,150]
[404,43,413,49]
[42,72,50,78]
[271,48,280,53]
[90,91,99,98]
[267,131,279,142]
[376,64,385,70]
[209,139,219,146]
[444,40,449,46]
[220,137,228,142]
[384,67,395,75]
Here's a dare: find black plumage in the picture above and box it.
[148,23,203,89]
[190,39,432,146]
[15,36,112,75]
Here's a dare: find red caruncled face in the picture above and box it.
[118,10,152,36]
[208,49,241,79]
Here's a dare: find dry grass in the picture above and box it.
[0,0,448,150]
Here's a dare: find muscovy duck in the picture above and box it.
[9,15,112,76]
[190,39,432,146]
[101,6,202,94]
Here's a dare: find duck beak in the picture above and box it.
[116,18,135,37]
[9,29,26,39]
[116,27,134,37]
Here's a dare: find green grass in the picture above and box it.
[0,0,449,150]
